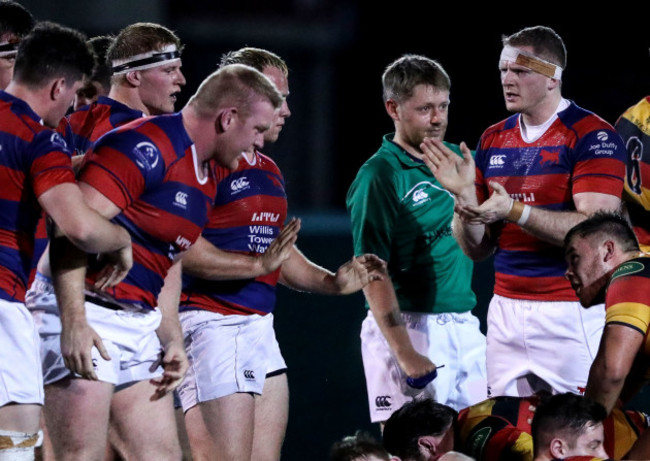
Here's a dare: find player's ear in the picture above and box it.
[125,70,140,87]
[417,435,437,456]
[216,107,237,133]
[385,99,400,121]
[548,77,560,91]
[549,438,566,458]
[49,78,65,101]
[603,239,616,262]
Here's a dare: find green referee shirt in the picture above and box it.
[346,134,476,314]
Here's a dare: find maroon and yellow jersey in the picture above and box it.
[457,396,537,461]
[457,397,648,461]
[605,256,650,354]
[616,97,650,250]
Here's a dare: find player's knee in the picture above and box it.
[0,429,42,461]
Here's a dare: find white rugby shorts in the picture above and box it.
[176,310,286,412]
[27,274,164,387]
[361,310,487,423]
[486,294,604,397]
[0,298,44,406]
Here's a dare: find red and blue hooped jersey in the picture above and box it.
[475,101,625,300]
[80,112,216,310]
[58,96,144,156]
[29,97,145,285]
[180,151,287,316]
[0,90,76,302]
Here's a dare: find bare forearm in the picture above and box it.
[182,237,265,281]
[156,260,183,347]
[510,205,588,247]
[503,191,621,247]
[364,278,414,357]
[49,233,88,323]
[279,247,338,294]
[585,360,625,414]
[452,214,495,261]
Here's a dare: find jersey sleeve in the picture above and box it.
[605,260,650,335]
[346,159,399,261]
[79,131,165,210]
[571,126,625,197]
[28,130,75,198]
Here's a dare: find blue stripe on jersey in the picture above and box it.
[494,248,567,278]
[215,167,286,204]
[201,224,279,253]
[0,198,38,231]
[0,247,27,282]
[139,180,214,226]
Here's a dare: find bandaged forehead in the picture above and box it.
[499,45,563,80]
[112,44,181,75]
[0,40,18,59]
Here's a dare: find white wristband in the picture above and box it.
[517,204,531,226]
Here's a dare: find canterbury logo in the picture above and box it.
[489,155,505,166]
[231,177,250,192]
[412,189,428,203]
[375,396,392,408]
[175,191,188,206]
[243,370,255,380]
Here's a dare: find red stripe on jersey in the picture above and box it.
[496,273,577,301]
[206,195,287,229]
[0,165,24,200]
[486,173,572,207]
[607,274,650,308]
[82,147,146,210]
[498,224,550,252]
[0,228,28,250]
[573,158,624,195]
[184,293,269,316]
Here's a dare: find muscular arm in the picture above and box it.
[462,183,621,246]
[363,277,437,378]
[182,218,300,280]
[38,182,130,254]
[585,323,644,414]
[152,258,188,400]
[50,182,130,378]
[278,246,385,295]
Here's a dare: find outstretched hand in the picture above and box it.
[456,181,512,225]
[258,217,301,274]
[333,253,387,295]
[421,138,475,203]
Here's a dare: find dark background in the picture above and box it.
[16,1,649,458]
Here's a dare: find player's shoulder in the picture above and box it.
[610,256,650,283]
[559,101,616,136]
[256,151,283,175]
[618,96,650,124]
[479,115,517,145]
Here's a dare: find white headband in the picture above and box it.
[0,40,18,58]
[112,44,181,75]
[499,45,563,80]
